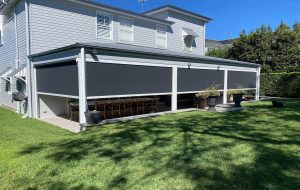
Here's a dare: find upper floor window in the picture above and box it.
[119,17,133,43]
[96,11,113,40]
[183,28,198,52]
[184,35,194,51]
[156,25,167,49]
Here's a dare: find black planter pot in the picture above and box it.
[233,94,244,107]
[85,111,102,125]
[207,96,218,112]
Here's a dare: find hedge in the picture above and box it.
[260,72,300,98]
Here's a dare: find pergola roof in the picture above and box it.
[30,42,260,68]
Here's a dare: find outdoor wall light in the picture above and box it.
[188,63,192,69]
[217,65,220,71]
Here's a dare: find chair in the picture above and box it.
[111,99,122,118]
[150,97,160,112]
[144,98,153,113]
[123,99,133,116]
[95,101,107,120]
[136,98,145,114]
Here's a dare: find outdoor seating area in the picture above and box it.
[69,97,161,121]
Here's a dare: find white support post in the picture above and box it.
[33,67,39,118]
[171,66,178,111]
[223,69,228,104]
[255,67,261,100]
[78,48,87,124]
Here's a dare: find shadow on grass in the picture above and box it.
[18,100,300,189]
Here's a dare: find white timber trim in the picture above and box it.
[256,67,261,100]
[177,88,256,95]
[32,56,78,66]
[33,68,39,118]
[86,55,258,72]
[37,92,79,99]
[223,69,228,104]
[172,66,178,111]
[87,92,172,100]
[203,25,206,55]
[78,48,87,124]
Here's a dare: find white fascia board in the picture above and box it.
[86,55,258,72]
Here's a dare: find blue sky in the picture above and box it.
[95,0,300,40]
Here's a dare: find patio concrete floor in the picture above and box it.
[39,102,255,133]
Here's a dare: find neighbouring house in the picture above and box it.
[205,39,235,53]
[0,0,260,130]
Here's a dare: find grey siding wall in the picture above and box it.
[29,0,162,54]
[29,0,206,55]
[166,11,205,56]
[0,9,17,109]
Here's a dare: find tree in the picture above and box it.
[226,22,300,73]
[205,48,229,59]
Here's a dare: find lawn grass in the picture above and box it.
[0,100,299,190]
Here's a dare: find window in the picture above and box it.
[16,78,26,93]
[119,17,133,43]
[156,25,167,48]
[5,80,11,93]
[184,35,194,51]
[96,11,113,40]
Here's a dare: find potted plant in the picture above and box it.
[228,85,246,107]
[85,110,102,125]
[194,92,208,109]
[205,84,221,112]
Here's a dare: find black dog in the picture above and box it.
[272,101,284,108]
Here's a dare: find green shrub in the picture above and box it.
[260,72,300,98]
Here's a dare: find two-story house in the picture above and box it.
[0,0,260,131]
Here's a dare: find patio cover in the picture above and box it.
[0,67,12,81]
[7,64,27,82]
[182,28,199,37]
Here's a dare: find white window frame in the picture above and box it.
[118,16,134,44]
[3,79,12,94]
[96,10,113,40]
[156,24,167,49]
